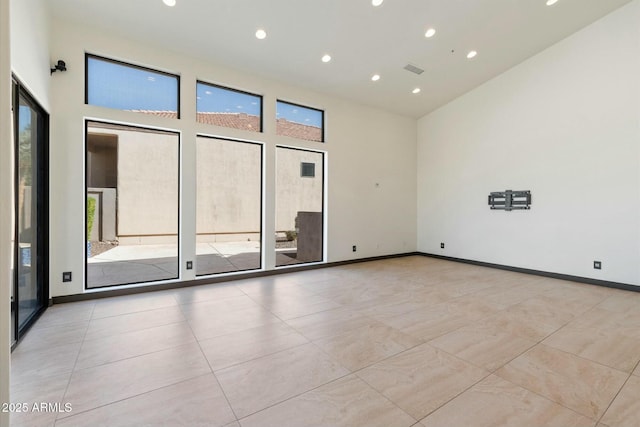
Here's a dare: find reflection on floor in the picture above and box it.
[11,256,640,426]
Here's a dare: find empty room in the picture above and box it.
[1,0,639,426]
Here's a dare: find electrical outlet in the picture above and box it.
[186,261,193,270]
[594,261,601,270]
[62,272,72,282]
[352,245,357,252]
[440,243,445,249]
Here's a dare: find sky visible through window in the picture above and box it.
[196,83,261,116]
[276,101,322,128]
[87,56,178,113]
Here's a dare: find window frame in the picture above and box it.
[194,134,265,276]
[276,100,325,143]
[196,80,264,133]
[84,119,182,289]
[85,53,181,119]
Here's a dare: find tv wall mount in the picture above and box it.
[488,190,531,211]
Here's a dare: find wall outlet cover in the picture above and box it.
[62,272,72,282]
[593,261,601,270]
[186,261,193,270]
[440,243,445,249]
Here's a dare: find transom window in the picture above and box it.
[86,54,180,118]
[197,81,262,132]
[276,100,324,142]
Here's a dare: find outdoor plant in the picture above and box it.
[87,197,96,240]
[285,230,297,241]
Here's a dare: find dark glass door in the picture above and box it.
[12,78,48,344]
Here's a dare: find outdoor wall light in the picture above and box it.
[50,60,67,75]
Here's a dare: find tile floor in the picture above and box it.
[10,256,640,426]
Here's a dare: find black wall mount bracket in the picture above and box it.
[488,190,531,211]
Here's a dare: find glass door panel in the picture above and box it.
[12,79,48,341]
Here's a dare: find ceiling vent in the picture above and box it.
[403,63,424,75]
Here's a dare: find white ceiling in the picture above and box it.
[49,0,632,118]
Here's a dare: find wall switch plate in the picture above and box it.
[440,243,445,249]
[62,272,72,282]
[186,261,193,270]
[594,261,601,270]
[352,245,357,252]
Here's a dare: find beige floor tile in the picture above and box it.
[55,374,235,427]
[468,285,541,308]
[634,363,640,377]
[178,294,260,316]
[171,282,245,305]
[496,344,627,419]
[11,342,82,384]
[442,294,505,321]
[381,303,471,342]
[185,305,283,341]
[357,343,488,419]
[430,323,536,371]
[476,297,574,341]
[543,309,640,373]
[419,375,594,427]
[76,321,196,369]
[355,296,446,324]
[538,285,610,319]
[285,307,376,341]
[216,343,349,418]
[234,276,321,296]
[91,293,178,319]
[600,375,640,427]
[251,293,342,320]
[32,302,95,328]
[10,373,71,427]
[62,342,211,415]
[239,375,415,427]
[313,323,422,371]
[15,321,88,353]
[596,291,640,314]
[83,305,186,341]
[200,323,309,371]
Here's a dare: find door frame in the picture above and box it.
[11,76,49,347]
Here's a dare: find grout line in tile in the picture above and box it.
[594,358,640,426]
[186,313,239,422]
[55,302,95,423]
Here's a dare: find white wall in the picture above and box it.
[10,0,50,110]
[1,0,12,422]
[417,0,640,286]
[49,18,417,297]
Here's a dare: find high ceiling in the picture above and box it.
[49,0,632,118]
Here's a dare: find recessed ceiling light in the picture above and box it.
[321,54,332,63]
[425,28,436,38]
[371,74,380,81]
[546,0,558,5]
[412,88,421,94]
[467,50,478,59]
[162,0,176,6]
[372,0,384,6]
[255,29,267,40]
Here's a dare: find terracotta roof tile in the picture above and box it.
[127,110,322,141]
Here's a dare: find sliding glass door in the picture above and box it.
[12,78,49,343]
